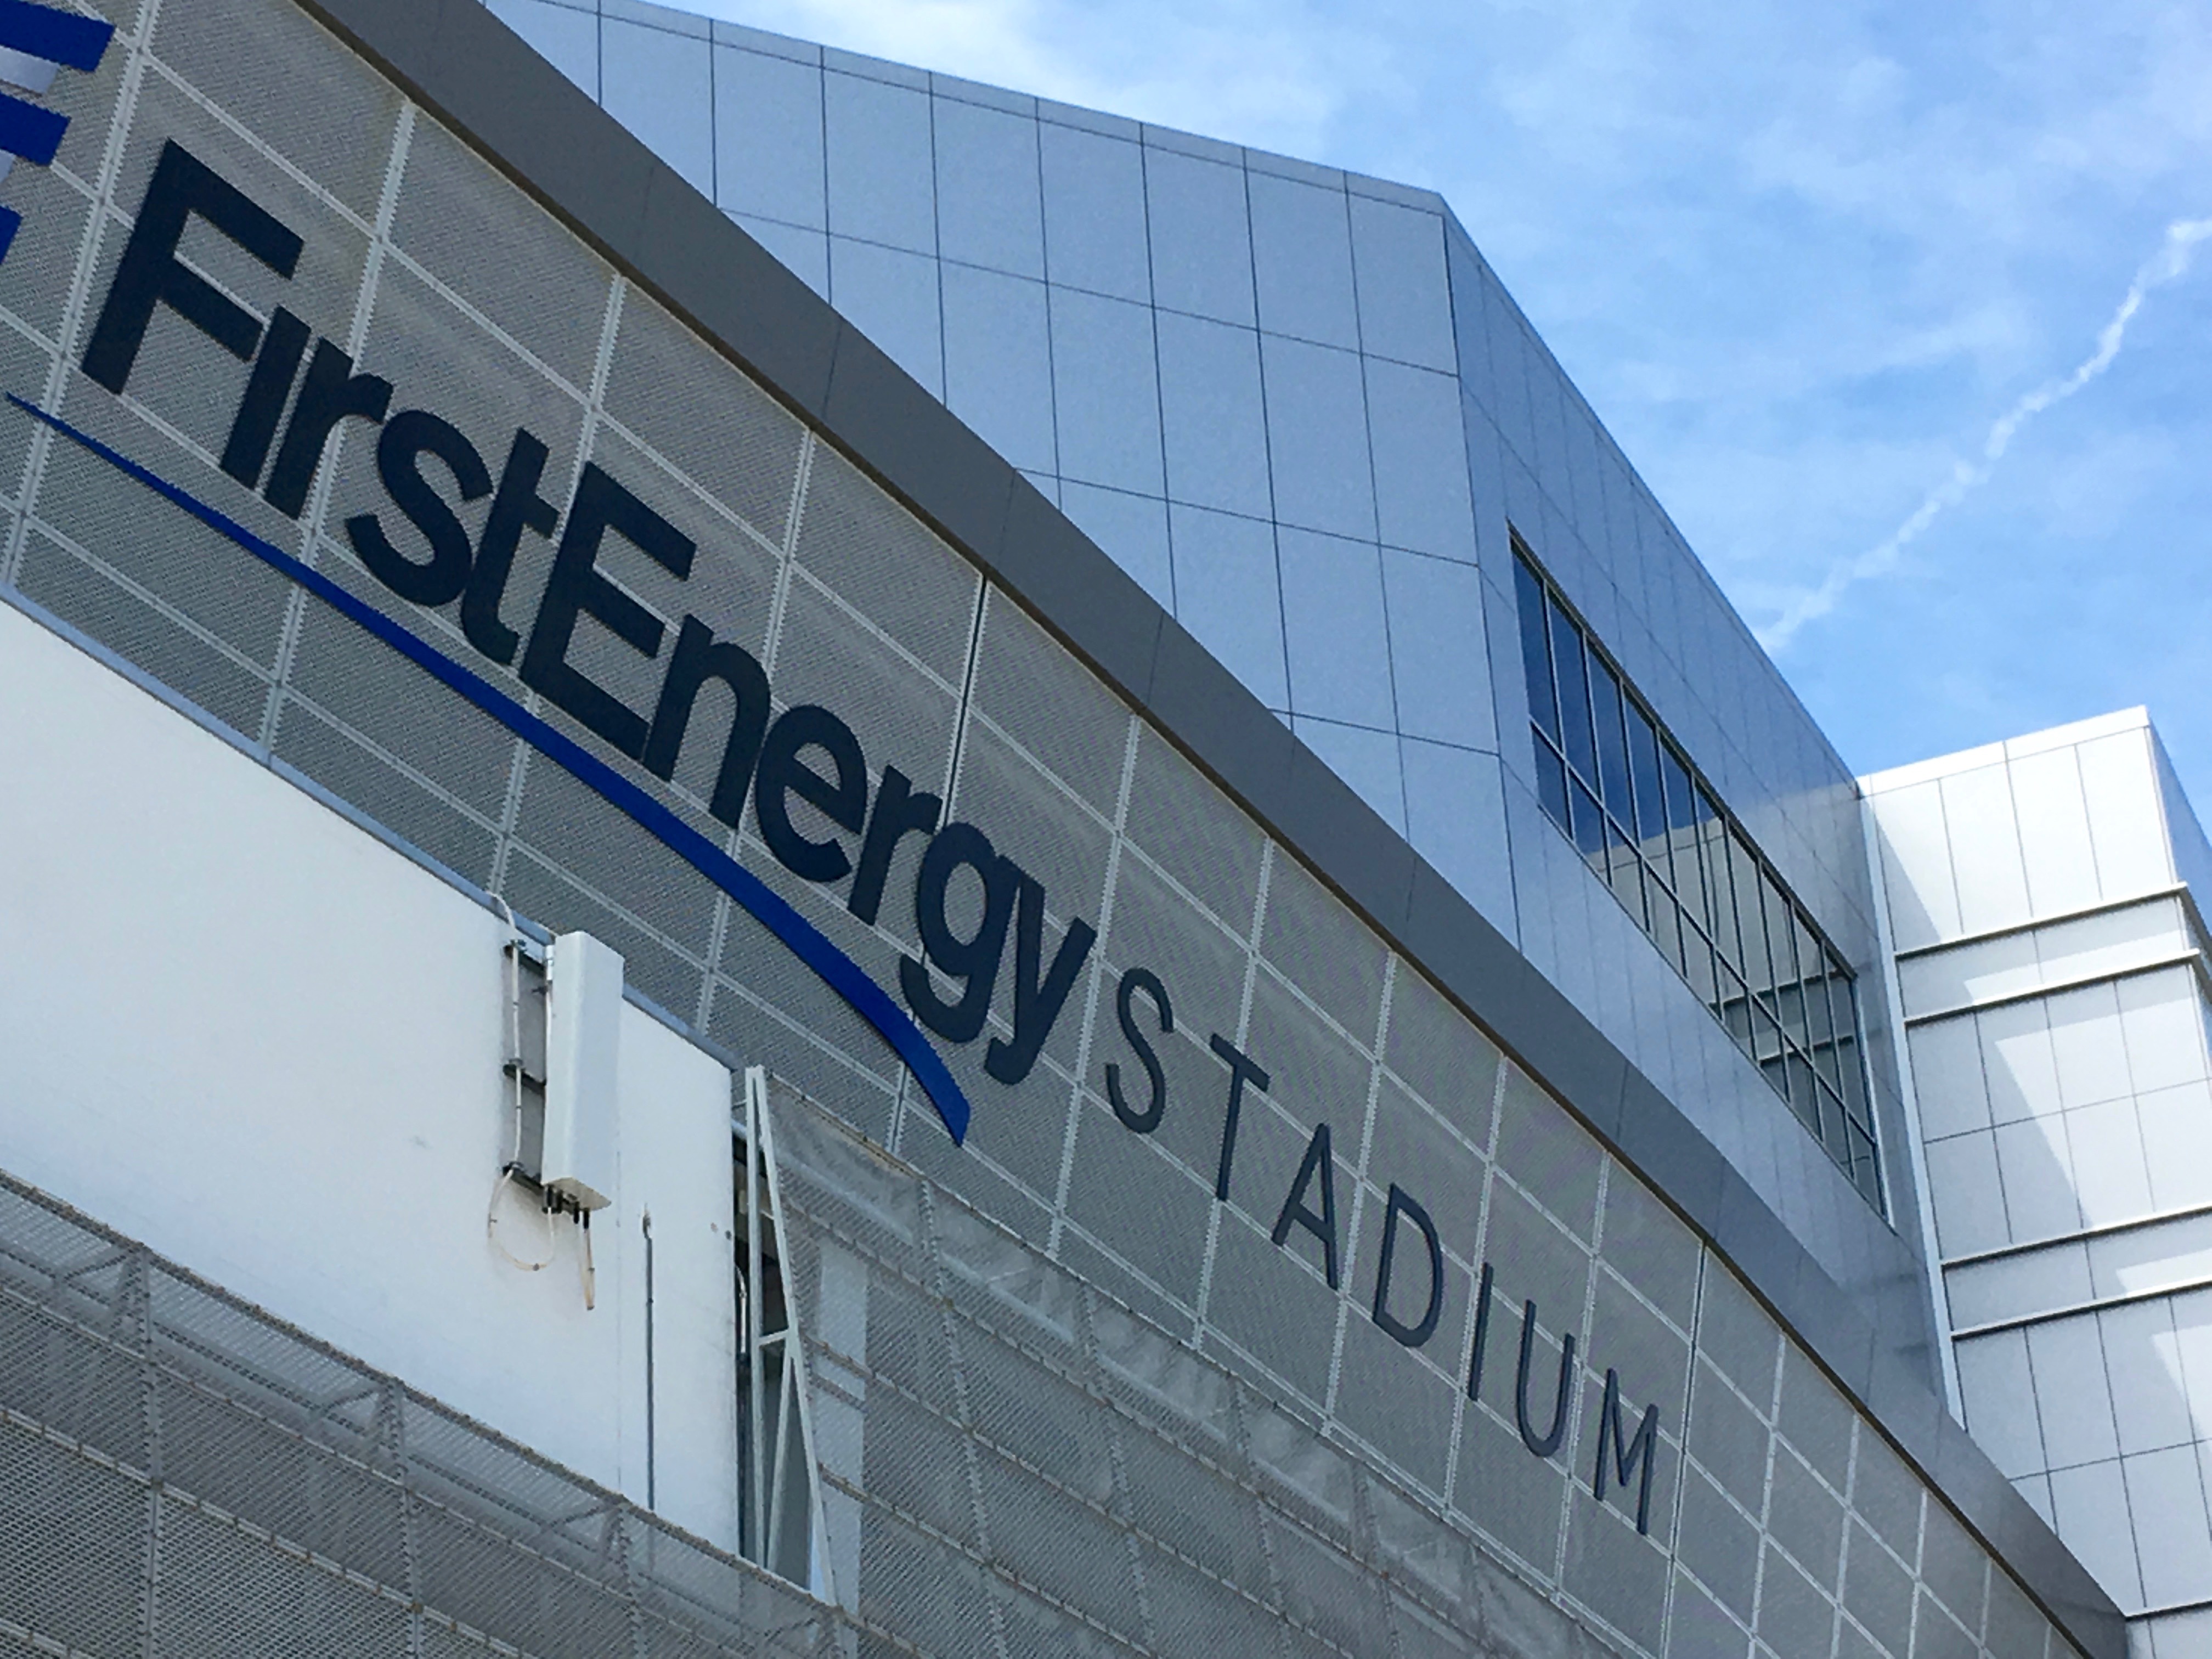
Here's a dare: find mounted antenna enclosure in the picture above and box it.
[543,930,622,1211]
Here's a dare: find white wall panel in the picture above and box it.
[2121,1446,2212,1609]
[1982,1000,2064,1125]
[2140,1081,2212,1213]
[2118,969,2211,1096]
[2047,981,2132,1111]
[2100,1300,2194,1458]
[1995,1115,2081,1243]
[2079,731,2174,901]
[1955,1330,2047,1478]
[2048,1460,2141,1607]
[1924,1131,2010,1259]
[1870,778,1960,951]
[0,607,738,1547]
[1908,1014,1991,1142]
[1940,764,2032,936]
[2064,1099,2153,1231]
[2011,745,2103,919]
[2028,1316,2121,1469]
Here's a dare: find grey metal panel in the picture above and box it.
[1164,503,1288,709]
[711,43,824,229]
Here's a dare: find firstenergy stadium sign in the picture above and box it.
[40,131,1671,1532]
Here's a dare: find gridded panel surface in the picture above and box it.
[765,1091,2089,1659]
[0,1169,874,1659]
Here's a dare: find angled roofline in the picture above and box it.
[280,1,2124,1649]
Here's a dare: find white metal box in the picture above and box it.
[542,930,623,1211]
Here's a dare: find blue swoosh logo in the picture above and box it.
[11,393,973,1146]
[0,1,117,263]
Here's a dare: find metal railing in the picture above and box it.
[0,1166,870,1659]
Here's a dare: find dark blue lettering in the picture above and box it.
[1370,1184,1443,1347]
[1515,1300,1576,1459]
[520,462,694,757]
[642,617,771,828]
[346,410,491,607]
[986,874,1094,1085]
[264,339,391,517]
[220,306,307,488]
[1106,967,1171,1132]
[1271,1122,1341,1290]
[1592,1367,1662,1534]
[901,823,1017,1044]
[463,428,558,665]
[848,766,940,926]
[755,704,866,882]
[1206,1034,1267,1201]
[1465,1261,1495,1400]
[83,141,301,396]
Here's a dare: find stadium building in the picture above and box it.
[0,0,2194,1653]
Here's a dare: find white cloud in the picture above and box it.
[1757,215,2212,650]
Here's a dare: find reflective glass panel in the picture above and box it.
[1277,528,1392,729]
[1804,960,1838,1081]
[1568,780,1606,860]
[1850,1124,1882,1202]
[1382,549,1492,750]
[1837,1027,1870,1128]
[1680,922,1718,1006]
[1819,1081,1853,1164]
[824,71,935,253]
[1703,798,1742,972]
[1606,816,1646,928]
[1514,555,1558,741]
[1533,736,1569,830]
[1169,504,1288,709]
[1040,122,1149,301]
[1368,358,1476,561]
[1146,148,1255,326]
[603,23,712,196]
[1647,877,1683,968]
[1248,171,1357,348]
[1511,540,1880,1211]
[1759,872,1795,1009]
[1718,963,1751,1045]
[1626,699,1666,843]
[1261,336,1375,541]
[1589,657,1634,823]
[933,98,1044,278]
[1156,312,1271,518]
[1793,914,1822,1001]
[713,47,825,229]
[1661,747,1703,913]
[1729,835,1771,996]
[1549,606,1595,783]
[1348,195,1454,371]
[1777,977,1809,1049]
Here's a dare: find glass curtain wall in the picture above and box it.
[1513,542,1883,1206]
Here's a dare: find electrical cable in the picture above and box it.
[486,897,557,1272]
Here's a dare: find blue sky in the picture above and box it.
[681,0,2212,809]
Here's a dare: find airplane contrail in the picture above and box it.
[1759,216,2212,651]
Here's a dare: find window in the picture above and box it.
[1513,540,1882,1208]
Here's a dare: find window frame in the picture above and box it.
[1511,533,1884,1212]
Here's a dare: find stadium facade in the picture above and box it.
[0,0,2188,1654]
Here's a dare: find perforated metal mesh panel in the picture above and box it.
[761,1083,2085,1659]
[0,1172,872,1659]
